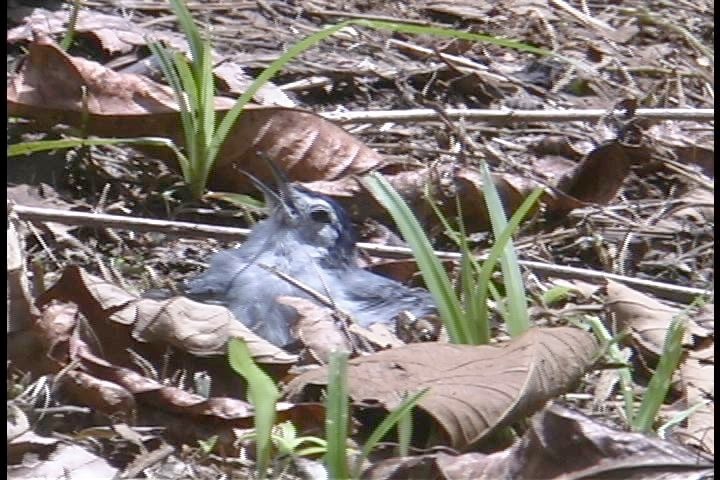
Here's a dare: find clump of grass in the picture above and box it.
[228,343,425,479]
[365,171,543,345]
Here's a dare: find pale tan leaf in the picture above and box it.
[285,326,598,449]
[604,280,698,357]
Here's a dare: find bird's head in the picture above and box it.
[245,161,357,267]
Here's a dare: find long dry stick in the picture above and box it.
[320,108,714,124]
[10,203,711,303]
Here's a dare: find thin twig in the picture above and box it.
[10,203,711,302]
[320,108,714,125]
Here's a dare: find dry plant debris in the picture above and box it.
[7,0,713,477]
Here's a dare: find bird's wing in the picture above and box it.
[183,249,249,302]
[334,268,436,325]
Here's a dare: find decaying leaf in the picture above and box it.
[365,402,714,479]
[7,38,384,193]
[603,280,705,358]
[37,265,295,365]
[281,295,353,363]
[285,326,599,450]
[8,442,119,480]
[678,341,714,455]
[8,7,293,107]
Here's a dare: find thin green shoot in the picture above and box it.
[197,435,218,454]
[352,388,428,478]
[325,351,350,479]
[470,185,544,340]
[59,0,82,51]
[8,136,183,158]
[227,338,280,480]
[582,315,636,425]
[657,399,711,440]
[365,173,467,343]
[632,318,686,433]
[479,161,531,337]
[541,285,575,306]
[271,421,329,458]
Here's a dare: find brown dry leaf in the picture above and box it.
[30,287,324,446]
[213,61,295,107]
[38,265,295,365]
[7,218,37,334]
[8,442,119,480]
[8,8,149,54]
[7,38,384,192]
[211,108,384,192]
[8,429,60,465]
[61,369,137,418]
[551,140,636,216]
[679,342,714,455]
[8,36,205,131]
[285,326,598,450]
[8,7,293,107]
[674,143,714,178]
[130,296,282,358]
[280,296,352,363]
[281,296,405,363]
[604,280,701,358]
[365,402,714,479]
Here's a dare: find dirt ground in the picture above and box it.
[7,0,714,478]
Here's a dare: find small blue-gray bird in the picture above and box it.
[181,167,437,346]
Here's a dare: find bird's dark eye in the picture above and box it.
[310,208,332,223]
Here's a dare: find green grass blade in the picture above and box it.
[632,319,686,432]
[8,136,183,158]
[59,0,81,51]
[325,351,350,480]
[173,53,200,117]
[353,388,428,477]
[228,338,280,479]
[199,39,216,151]
[424,185,487,343]
[472,185,544,338]
[396,402,413,458]
[480,162,533,336]
[147,41,196,181]
[584,315,635,424]
[455,195,484,344]
[210,18,554,168]
[365,173,467,344]
[169,0,204,67]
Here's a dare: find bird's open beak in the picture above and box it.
[241,152,297,219]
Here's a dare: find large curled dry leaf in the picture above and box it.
[365,402,714,479]
[8,7,293,107]
[23,266,329,448]
[7,38,384,192]
[285,326,599,450]
[36,266,295,366]
[8,442,119,480]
